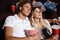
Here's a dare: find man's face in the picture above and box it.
[21,3,31,16]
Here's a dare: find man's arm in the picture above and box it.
[6,36,30,40]
[5,27,30,40]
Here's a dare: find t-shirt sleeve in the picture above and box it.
[3,16,14,29]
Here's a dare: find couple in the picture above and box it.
[3,0,52,40]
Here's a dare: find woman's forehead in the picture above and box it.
[35,8,40,11]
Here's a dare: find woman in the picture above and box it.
[30,6,52,40]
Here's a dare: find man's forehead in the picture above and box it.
[24,3,31,6]
[23,3,31,8]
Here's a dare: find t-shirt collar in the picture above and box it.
[14,14,28,21]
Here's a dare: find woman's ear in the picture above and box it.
[19,7,22,11]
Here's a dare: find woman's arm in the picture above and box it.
[43,19,52,34]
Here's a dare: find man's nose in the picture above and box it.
[28,8,31,11]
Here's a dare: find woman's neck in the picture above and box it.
[18,12,26,20]
[34,18,40,23]
[34,18,42,29]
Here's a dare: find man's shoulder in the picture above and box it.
[7,16,15,19]
[6,14,16,20]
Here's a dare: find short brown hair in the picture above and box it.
[16,0,32,14]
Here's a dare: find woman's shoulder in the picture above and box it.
[44,19,48,22]
[43,19,50,24]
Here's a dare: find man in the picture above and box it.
[44,0,57,12]
[3,0,39,40]
[44,0,57,19]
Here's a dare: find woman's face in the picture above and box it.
[33,8,42,19]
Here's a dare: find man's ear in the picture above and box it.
[19,7,22,11]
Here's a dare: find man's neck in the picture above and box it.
[18,12,26,20]
[48,1,52,3]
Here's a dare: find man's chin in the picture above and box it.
[36,17,41,19]
[25,14,29,17]
[23,13,29,17]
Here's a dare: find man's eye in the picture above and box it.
[25,6,28,8]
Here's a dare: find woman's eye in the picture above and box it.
[36,11,40,13]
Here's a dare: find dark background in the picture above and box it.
[0,0,60,13]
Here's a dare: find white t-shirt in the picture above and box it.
[3,14,32,37]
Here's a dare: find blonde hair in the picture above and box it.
[30,6,52,33]
[30,6,42,27]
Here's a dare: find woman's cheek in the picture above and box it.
[36,13,39,16]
